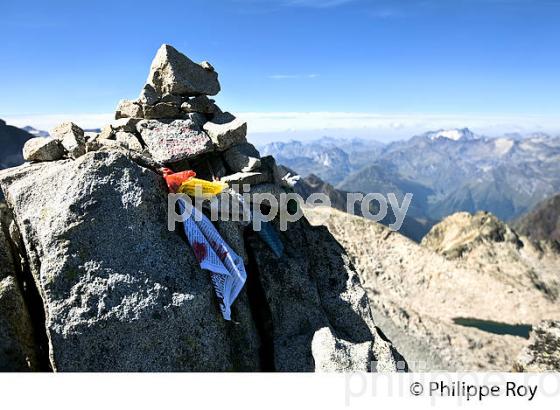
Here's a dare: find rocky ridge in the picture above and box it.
[304,206,560,370]
[0,44,405,372]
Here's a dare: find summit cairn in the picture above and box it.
[108,43,262,183]
[0,44,406,372]
[26,43,271,186]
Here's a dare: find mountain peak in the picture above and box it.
[421,211,521,259]
[22,125,49,137]
[424,128,479,142]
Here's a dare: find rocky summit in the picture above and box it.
[0,45,405,372]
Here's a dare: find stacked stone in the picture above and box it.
[4,44,407,372]
[21,44,281,195]
[109,43,281,194]
[22,121,86,162]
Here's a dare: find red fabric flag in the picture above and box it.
[162,168,196,193]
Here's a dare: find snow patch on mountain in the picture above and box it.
[21,126,49,137]
[425,128,479,141]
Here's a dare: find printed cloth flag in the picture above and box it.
[177,197,247,321]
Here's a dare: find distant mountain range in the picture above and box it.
[261,128,560,237]
[2,121,559,242]
[260,137,384,185]
[21,126,49,137]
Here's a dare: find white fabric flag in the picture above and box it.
[177,197,247,321]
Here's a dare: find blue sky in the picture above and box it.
[1,0,559,141]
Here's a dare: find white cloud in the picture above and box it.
[236,112,560,143]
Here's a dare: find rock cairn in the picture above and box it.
[24,44,270,192]
[3,44,406,372]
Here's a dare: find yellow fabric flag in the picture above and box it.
[177,178,227,197]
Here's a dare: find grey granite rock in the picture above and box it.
[221,172,270,187]
[160,94,185,105]
[142,102,183,119]
[515,321,560,372]
[51,122,86,159]
[0,208,40,371]
[115,131,143,152]
[239,182,286,208]
[200,61,215,71]
[0,276,40,371]
[0,151,260,371]
[211,111,236,124]
[223,143,261,172]
[203,118,247,151]
[245,218,407,372]
[98,119,141,141]
[97,125,114,140]
[312,327,373,371]
[136,119,213,163]
[85,141,162,172]
[0,207,16,282]
[0,149,406,373]
[257,155,281,180]
[179,152,227,181]
[139,84,159,105]
[22,138,65,162]
[146,44,220,97]
[86,138,128,153]
[185,112,207,129]
[111,118,141,133]
[115,99,144,119]
[181,96,217,114]
[51,122,84,139]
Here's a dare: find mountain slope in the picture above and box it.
[337,161,435,219]
[305,207,560,370]
[281,165,435,242]
[513,193,560,242]
[259,137,383,185]
[0,119,34,170]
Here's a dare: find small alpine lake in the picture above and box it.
[452,317,532,339]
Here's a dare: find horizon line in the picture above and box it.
[3,111,559,143]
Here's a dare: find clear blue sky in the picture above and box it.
[1,0,559,139]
